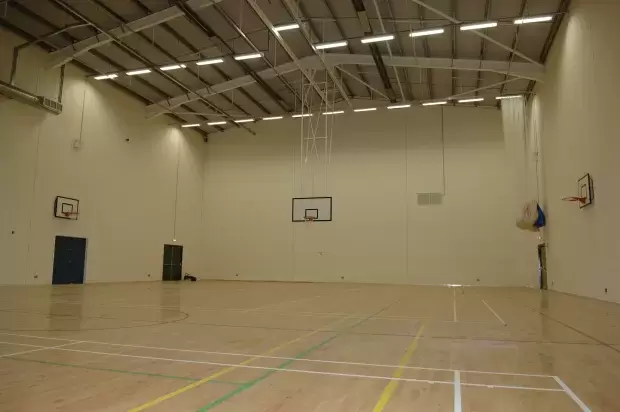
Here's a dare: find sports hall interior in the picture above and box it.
[1,0,619,411]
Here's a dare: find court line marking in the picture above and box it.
[189,298,407,411]
[28,346,560,393]
[473,291,507,326]
[454,371,462,412]
[0,335,557,378]
[453,288,458,322]
[554,376,592,412]
[372,325,425,411]
[0,341,79,358]
[126,315,353,412]
[0,299,496,323]
[242,288,360,312]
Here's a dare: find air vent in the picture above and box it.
[417,193,443,206]
[39,97,63,114]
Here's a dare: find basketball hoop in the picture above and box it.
[62,211,79,219]
[561,196,587,205]
[304,216,316,226]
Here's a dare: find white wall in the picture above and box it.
[0,28,204,285]
[531,0,620,303]
[202,106,538,286]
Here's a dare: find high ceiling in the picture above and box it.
[1,0,568,136]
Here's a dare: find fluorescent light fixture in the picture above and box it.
[207,121,227,126]
[263,116,284,120]
[422,101,448,106]
[458,97,484,103]
[353,107,377,112]
[182,123,200,128]
[234,119,255,123]
[387,104,411,109]
[460,21,498,31]
[292,113,313,118]
[514,15,553,24]
[314,40,348,50]
[360,34,395,44]
[126,69,152,76]
[160,64,187,71]
[323,110,345,115]
[410,28,445,38]
[233,53,263,61]
[196,58,224,66]
[495,95,523,100]
[94,74,118,80]
[273,23,299,32]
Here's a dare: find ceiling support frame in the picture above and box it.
[46,0,253,134]
[407,0,543,67]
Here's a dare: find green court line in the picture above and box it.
[196,307,403,412]
[197,335,339,412]
[5,357,242,386]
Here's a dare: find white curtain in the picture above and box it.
[502,98,528,216]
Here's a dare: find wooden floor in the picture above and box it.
[0,281,619,411]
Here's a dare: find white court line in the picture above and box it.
[554,376,592,412]
[453,288,458,322]
[481,299,507,325]
[454,371,462,412]
[244,288,361,312]
[0,334,556,378]
[0,342,562,392]
[0,342,79,358]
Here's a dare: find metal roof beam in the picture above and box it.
[325,54,545,81]
[350,0,397,102]
[46,0,250,134]
[243,0,332,110]
[188,2,298,110]
[407,0,543,67]
[280,0,353,107]
[146,57,318,118]
[47,0,224,69]
[146,54,543,117]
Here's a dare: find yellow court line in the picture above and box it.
[372,324,425,412]
[127,316,351,412]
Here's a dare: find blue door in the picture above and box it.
[52,236,86,284]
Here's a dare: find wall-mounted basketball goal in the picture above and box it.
[292,197,332,222]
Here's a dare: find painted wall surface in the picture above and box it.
[0,29,204,285]
[202,107,538,286]
[532,0,620,303]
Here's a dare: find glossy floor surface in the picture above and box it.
[0,281,619,411]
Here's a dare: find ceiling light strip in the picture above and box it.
[387,104,411,109]
[94,74,118,80]
[263,116,284,120]
[273,23,300,32]
[514,15,553,24]
[126,69,152,76]
[458,98,484,103]
[181,124,200,128]
[196,58,224,66]
[233,53,263,61]
[410,28,445,37]
[314,40,348,50]
[160,64,186,71]
[353,108,377,112]
[323,111,345,115]
[207,121,227,126]
[460,21,498,31]
[495,95,523,100]
[422,101,448,106]
[360,34,395,44]
[234,119,255,123]
[292,114,313,118]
